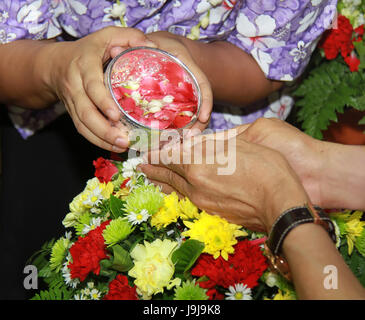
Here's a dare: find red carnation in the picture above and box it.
[103,274,138,300]
[191,240,268,299]
[93,157,119,183]
[68,221,110,281]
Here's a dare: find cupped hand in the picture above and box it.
[146,31,213,133]
[236,118,329,208]
[139,132,309,233]
[47,26,156,152]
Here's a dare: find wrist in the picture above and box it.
[34,40,64,102]
[319,142,365,210]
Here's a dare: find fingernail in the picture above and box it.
[112,145,125,153]
[115,137,128,148]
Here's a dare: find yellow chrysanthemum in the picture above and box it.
[182,211,247,260]
[345,211,365,255]
[178,197,200,220]
[150,192,180,230]
[128,239,181,298]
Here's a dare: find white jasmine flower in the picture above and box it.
[110,2,126,18]
[225,283,252,300]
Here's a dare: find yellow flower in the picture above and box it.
[345,211,365,255]
[62,192,89,227]
[128,239,181,298]
[114,187,130,200]
[178,197,200,220]
[84,177,114,199]
[150,193,180,230]
[182,211,247,260]
[268,289,296,300]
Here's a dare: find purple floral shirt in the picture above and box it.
[0,0,337,137]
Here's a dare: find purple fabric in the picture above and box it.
[0,0,337,136]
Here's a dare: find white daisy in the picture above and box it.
[225,283,253,300]
[83,186,104,208]
[122,157,144,178]
[81,217,103,235]
[61,255,80,289]
[126,209,150,225]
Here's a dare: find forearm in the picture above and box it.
[282,223,365,299]
[0,39,58,109]
[319,142,365,210]
[181,38,283,106]
[150,31,282,107]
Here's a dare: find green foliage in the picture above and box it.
[109,194,127,219]
[294,58,365,139]
[31,287,73,300]
[340,242,365,287]
[110,244,134,272]
[172,239,204,277]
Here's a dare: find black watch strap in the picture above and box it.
[267,205,337,256]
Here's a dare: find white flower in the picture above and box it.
[250,47,273,76]
[0,11,9,23]
[122,157,144,178]
[225,283,252,300]
[83,186,104,208]
[110,2,127,18]
[265,272,279,287]
[126,209,150,225]
[62,255,80,289]
[81,217,103,235]
[289,40,310,62]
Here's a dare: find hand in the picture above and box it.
[46,27,156,152]
[139,133,310,233]
[236,118,329,208]
[146,31,213,133]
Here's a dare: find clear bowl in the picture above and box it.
[105,47,201,151]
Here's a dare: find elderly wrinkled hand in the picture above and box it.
[139,131,309,233]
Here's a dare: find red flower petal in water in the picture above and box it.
[103,274,138,300]
[93,157,119,183]
[173,115,192,128]
[68,221,110,282]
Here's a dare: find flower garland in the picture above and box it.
[293,0,365,140]
[29,157,365,300]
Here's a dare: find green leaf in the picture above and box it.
[109,195,126,219]
[171,239,204,275]
[294,59,364,139]
[111,245,133,272]
[31,287,73,300]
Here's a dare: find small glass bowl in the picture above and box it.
[105,47,201,151]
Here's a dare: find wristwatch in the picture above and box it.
[264,203,337,281]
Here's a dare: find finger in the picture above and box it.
[80,55,121,123]
[73,116,127,153]
[71,88,129,149]
[102,27,157,57]
[139,164,191,196]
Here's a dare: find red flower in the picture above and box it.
[103,274,138,300]
[191,240,268,299]
[320,15,354,60]
[93,157,119,183]
[68,221,110,281]
[344,52,361,72]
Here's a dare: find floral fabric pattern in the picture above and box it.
[0,0,337,137]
